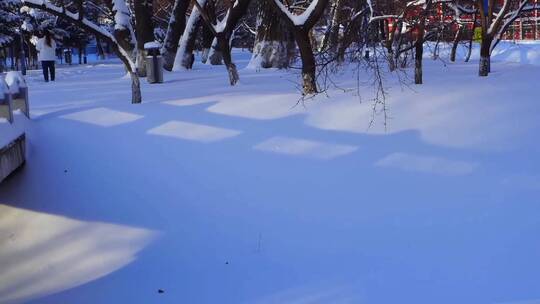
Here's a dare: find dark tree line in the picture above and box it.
[1,0,538,101]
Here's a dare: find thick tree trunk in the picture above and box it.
[162,0,189,71]
[198,0,222,64]
[208,38,223,65]
[130,71,142,103]
[24,36,37,69]
[96,36,106,59]
[201,22,214,63]
[294,28,317,94]
[112,44,142,104]
[249,0,294,69]
[479,35,492,76]
[415,24,425,84]
[182,18,202,69]
[479,55,490,76]
[267,0,329,94]
[135,51,146,75]
[450,24,463,62]
[104,41,141,103]
[216,35,239,85]
[78,46,83,64]
[413,0,432,84]
[174,1,206,70]
[10,45,16,69]
[134,0,155,77]
[415,38,423,84]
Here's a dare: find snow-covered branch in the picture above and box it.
[491,0,531,52]
[22,0,115,42]
[271,0,328,28]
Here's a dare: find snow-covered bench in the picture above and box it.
[0,75,14,123]
[5,71,30,118]
[0,72,30,123]
[0,73,28,183]
[0,131,26,183]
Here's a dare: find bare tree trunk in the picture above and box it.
[415,36,423,84]
[216,35,239,84]
[174,0,206,70]
[320,0,344,52]
[294,28,317,94]
[432,31,441,59]
[182,18,202,69]
[10,45,16,70]
[130,71,142,103]
[96,36,106,59]
[134,0,155,77]
[465,14,476,62]
[76,42,83,64]
[479,35,491,76]
[109,40,141,103]
[201,22,214,63]
[450,23,463,62]
[415,20,426,84]
[24,36,37,69]
[203,0,222,65]
[207,38,223,65]
[162,0,189,71]
[414,0,432,84]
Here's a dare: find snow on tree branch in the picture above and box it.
[22,0,110,39]
[271,0,326,27]
[111,0,131,30]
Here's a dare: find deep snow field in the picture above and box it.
[1,42,540,304]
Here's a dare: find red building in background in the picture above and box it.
[504,0,540,40]
[409,0,540,41]
[457,0,540,40]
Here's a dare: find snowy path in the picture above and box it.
[1,50,540,304]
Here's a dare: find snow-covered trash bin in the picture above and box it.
[5,71,30,118]
[0,76,13,123]
[144,41,163,84]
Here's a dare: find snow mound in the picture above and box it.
[492,41,540,66]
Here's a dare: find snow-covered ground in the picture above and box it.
[1,42,540,304]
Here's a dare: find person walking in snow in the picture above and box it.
[36,31,57,82]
